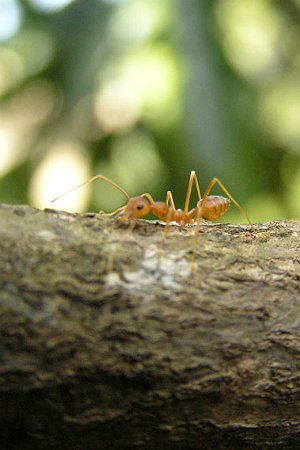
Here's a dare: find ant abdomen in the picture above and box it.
[199,195,230,221]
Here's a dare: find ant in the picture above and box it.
[51,171,252,271]
[51,171,251,226]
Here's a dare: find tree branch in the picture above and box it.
[0,203,299,449]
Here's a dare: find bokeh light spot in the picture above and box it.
[29,142,91,212]
[28,0,75,14]
[10,78,62,125]
[0,47,24,95]
[11,28,55,76]
[94,78,141,133]
[0,0,22,41]
[214,0,283,80]
[0,125,27,177]
[110,0,170,44]
[97,44,181,131]
[259,77,300,153]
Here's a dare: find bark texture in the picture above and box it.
[0,202,299,450]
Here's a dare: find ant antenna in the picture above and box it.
[51,174,130,204]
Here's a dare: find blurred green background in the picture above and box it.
[0,0,300,223]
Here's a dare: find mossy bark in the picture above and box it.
[0,203,299,450]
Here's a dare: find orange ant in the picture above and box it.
[113,171,252,225]
[51,170,251,235]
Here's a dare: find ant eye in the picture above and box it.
[136,203,144,210]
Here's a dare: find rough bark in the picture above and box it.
[0,202,299,450]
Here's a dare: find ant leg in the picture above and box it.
[100,206,126,217]
[201,178,252,224]
[141,192,156,206]
[179,171,203,271]
[161,190,176,241]
[154,191,176,270]
[184,171,202,213]
[51,174,130,204]
[166,190,176,210]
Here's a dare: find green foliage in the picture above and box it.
[0,0,299,221]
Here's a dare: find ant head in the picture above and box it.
[122,196,152,219]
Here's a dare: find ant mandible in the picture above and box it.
[51,171,252,225]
